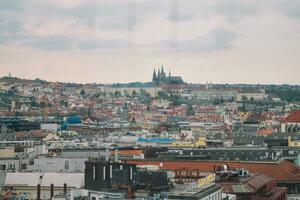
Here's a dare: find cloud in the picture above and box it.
[48,1,138,30]
[7,34,130,51]
[30,0,95,9]
[161,27,238,52]
[280,0,300,19]
[215,0,259,22]
[22,35,76,50]
[0,0,25,11]
[0,0,300,84]
[0,19,22,34]
[168,0,259,22]
[0,17,25,44]
[78,39,130,50]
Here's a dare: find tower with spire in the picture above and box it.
[152,69,157,82]
[160,65,166,80]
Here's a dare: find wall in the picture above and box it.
[33,158,87,173]
[0,147,14,158]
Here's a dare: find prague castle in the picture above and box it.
[152,65,184,85]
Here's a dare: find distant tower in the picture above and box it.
[169,70,171,77]
[157,68,161,80]
[161,65,165,76]
[160,65,166,80]
[152,69,157,82]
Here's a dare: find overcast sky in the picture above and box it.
[0,0,300,84]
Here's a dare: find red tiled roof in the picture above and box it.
[126,159,300,182]
[246,113,264,121]
[257,128,274,136]
[221,173,273,194]
[283,110,300,123]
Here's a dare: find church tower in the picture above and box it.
[152,69,157,82]
[157,68,161,79]
[161,65,165,76]
[160,65,166,80]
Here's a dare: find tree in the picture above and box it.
[132,90,137,97]
[7,87,18,96]
[186,104,195,116]
[250,97,255,104]
[80,89,86,96]
[114,91,121,97]
[30,101,39,108]
[157,91,168,99]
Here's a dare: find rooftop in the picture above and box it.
[4,172,84,188]
[283,110,300,123]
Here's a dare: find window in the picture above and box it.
[21,164,27,170]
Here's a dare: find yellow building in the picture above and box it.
[0,147,14,158]
[288,136,300,147]
[239,112,252,121]
[171,138,206,148]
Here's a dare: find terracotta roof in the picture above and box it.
[247,173,272,189]
[127,159,300,183]
[246,113,264,122]
[257,128,274,136]
[283,110,300,123]
[221,173,273,194]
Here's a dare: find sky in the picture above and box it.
[0,0,300,84]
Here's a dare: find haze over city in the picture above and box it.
[0,0,300,84]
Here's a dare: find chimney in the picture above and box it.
[105,149,110,161]
[129,166,133,181]
[63,183,67,195]
[110,165,113,179]
[50,184,54,199]
[37,184,41,200]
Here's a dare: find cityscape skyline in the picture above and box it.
[2,70,300,86]
[1,1,300,199]
[0,0,300,84]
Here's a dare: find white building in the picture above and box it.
[33,157,87,173]
[191,89,238,101]
[281,110,300,133]
[41,123,60,132]
[3,172,84,200]
[236,90,266,101]
[102,86,162,97]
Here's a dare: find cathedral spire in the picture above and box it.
[161,65,165,75]
[152,69,157,82]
